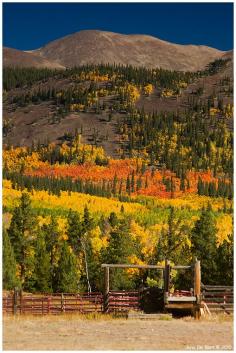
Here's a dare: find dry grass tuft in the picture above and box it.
[183,313,233,323]
[3,312,126,322]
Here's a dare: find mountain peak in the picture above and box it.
[4,29,227,71]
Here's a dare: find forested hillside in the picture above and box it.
[3,57,233,293]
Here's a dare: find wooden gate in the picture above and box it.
[105,290,140,313]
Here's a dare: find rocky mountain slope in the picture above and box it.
[3,47,64,69]
[4,30,227,71]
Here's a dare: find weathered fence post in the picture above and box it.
[48,296,51,314]
[194,259,201,319]
[19,289,23,314]
[61,293,65,313]
[13,287,18,315]
[103,266,109,313]
[164,260,170,307]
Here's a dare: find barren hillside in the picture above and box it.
[4,30,227,71]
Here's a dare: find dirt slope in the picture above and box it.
[4,30,227,71]
[3,47,65,69]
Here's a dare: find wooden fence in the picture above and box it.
[3,292,103,315]
[202,285,233,314]
[106,290,140,313]
[3,286,233,316]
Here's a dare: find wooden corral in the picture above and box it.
[201,285,233,315]
[3,292,103,315]
[3,260,233,318]
[101,259,202,318]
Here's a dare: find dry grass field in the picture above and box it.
[3,313,233,350]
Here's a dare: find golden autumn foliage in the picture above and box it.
[216,214,233,245]
[3,147,47,172]
[224,103,233,119]
[70,103,85,112]
[161,88,175,98]
[143,84,153,96]
[209,107,220,116]
[4,144,231,200]
[3,180,145,217]
[90,226,108,254]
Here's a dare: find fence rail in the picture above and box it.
[107,290,140,313]
[202,285,233,314]
[3,285,233,316]
[3,292,103,315]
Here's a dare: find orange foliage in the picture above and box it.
[23,157,229,199]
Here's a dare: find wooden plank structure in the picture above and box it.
[201,285,233,315]
[101,259,202,318]
[3,260,233,318]
[3,291,103,315]
[164,259,201,318]
[108,291,140,313]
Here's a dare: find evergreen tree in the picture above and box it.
[67,209,82,254]
[216,234,233,285]
[103,219,139,289]
[8,192,37,286]
[108,212,119,228]
[34,232,52,292]
[191,206,218,284]
[131,170,135,193]
[42,216,61,289]
[126,175,131,194]
[82,205,93,233]
[3,229,19,289]
[155,207,191,265]
[54,242,79,293]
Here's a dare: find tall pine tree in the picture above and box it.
[191,205,218,284]
[8,192,37,287]
[54,242,79,293]
[3,229,19,289]
[34,232,52,292]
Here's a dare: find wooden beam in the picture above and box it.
[101,264,164,269]
[173,265,192,270]
[164,260,170,293]
[165,303,194,310]
[13,287,18,315]
[194,260,201,298]
[167,296,196,302]
[164,260,171,306]
[101,264,191,270]
[103,267,109,313]
[194,259,201,319]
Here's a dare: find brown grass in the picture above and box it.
[3,313,233,350]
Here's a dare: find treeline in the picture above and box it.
[3,170,147,200]
[122,109,233,177]
[3,63,196,92]
[197,179,233,199]
[4,58,229,92]
[203,58,231,76]
[3,193,233,293]
[3,67,63,91]
[3,170,113,199]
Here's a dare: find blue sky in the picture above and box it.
[3,2,233,51]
